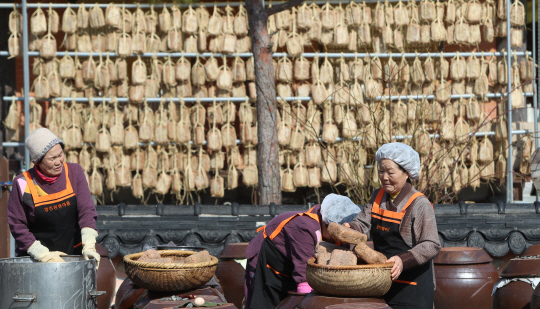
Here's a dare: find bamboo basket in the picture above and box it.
[123,250,218,292]
[306,257,393,297]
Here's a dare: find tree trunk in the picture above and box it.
[246,0,281,205]
[245,0,304,205]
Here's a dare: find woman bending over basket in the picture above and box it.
[344,142,441,309]
[244,195,360,309]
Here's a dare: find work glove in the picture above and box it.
[81,227,101,270]
[27,240,67,263]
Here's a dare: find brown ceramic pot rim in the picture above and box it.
[439,247,483,251]
[433,247,492,264]
[219,243,248,259]
[500,258,540,277]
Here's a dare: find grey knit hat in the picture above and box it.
[25,128,64,162]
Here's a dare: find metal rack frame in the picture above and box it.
[0,51,532,58]
[2,93,535,103]
[0,0,537,203]
[3,129,532,149]
[0,0,421,9]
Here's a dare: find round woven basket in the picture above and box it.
[123,250,218,292]
[306,257,393,297]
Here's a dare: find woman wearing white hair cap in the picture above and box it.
[344,142,440,309]
[244,195,360,309]
[7,128,100,268]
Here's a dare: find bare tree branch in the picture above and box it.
[265,0,304,16]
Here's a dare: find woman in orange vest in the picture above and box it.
[345,143,441,309]
[7,128,100,267]
[244,195,360,309]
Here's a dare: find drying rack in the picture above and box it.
[0,0,537,202]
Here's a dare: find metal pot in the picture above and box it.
[0,256,105,309]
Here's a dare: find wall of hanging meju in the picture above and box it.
[1,0,538,204]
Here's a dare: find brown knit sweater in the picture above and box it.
[349,182,441,285]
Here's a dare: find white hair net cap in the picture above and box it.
[375,142,421,179]
[321,194,361,225]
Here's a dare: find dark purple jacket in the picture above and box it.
[7,163,98,255]
[246,204,322,285]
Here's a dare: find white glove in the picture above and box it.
[27,240,67,263]
[81,227,101,270]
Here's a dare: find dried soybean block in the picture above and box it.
[353,242,387,265]
[328,249,358,266]
[185,250,212,263]
[316,241,343,254]
[143,257,175,263]
[173,256,186,263]
[138,249,161,261]
[328,222,368,245]
[316,252,332,265]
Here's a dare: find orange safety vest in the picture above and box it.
[371,189,429,225]
[257,206,320,241]
[256,205,342,247]
[22,162,82,254]
[370,188,432,288]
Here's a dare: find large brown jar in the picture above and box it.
[96,243,116,309]
[433,247,498,309]
[492,250,540,309]
[531,283,540,309]
[215,243,248,309]
[531,246,540,309]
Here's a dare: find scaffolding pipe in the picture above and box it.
[0,51,532,59]
[534,0,539,150]
[3,93,534,104]
[506,0,513,203]
[534,0,539,201]
[391,129,530,141]
[0,0,423,9]
[2,130,532,148]
[2,143,25,147]
[21,0,30,170]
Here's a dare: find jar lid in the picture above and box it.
[500,257,540,278]
[219,243,248,259]
[433,247,492,265]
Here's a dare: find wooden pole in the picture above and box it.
[0,157,10,258]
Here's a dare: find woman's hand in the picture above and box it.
[387,256,403,280]
[343,222,351,228]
